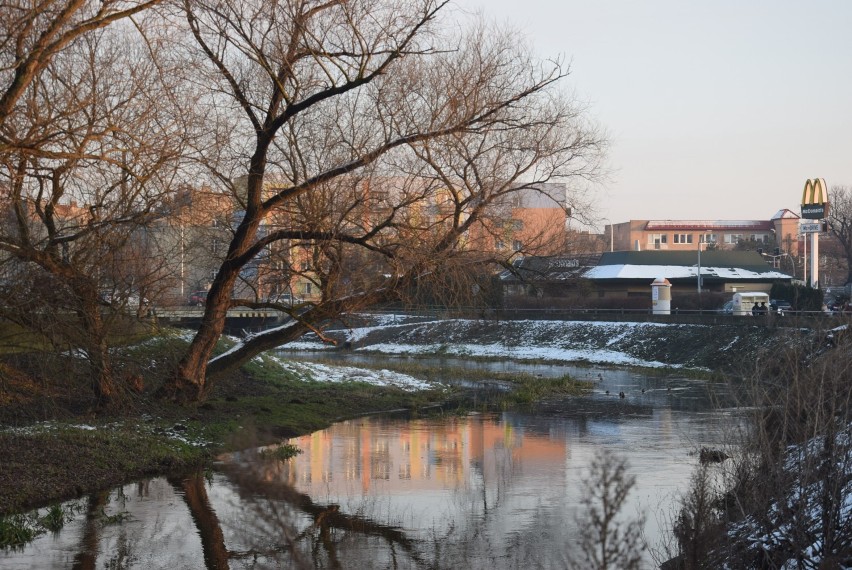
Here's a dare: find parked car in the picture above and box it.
[188,290,208,306]
[717,300,734,315]
[769,299,792,315]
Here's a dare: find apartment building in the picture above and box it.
[154,178,568,304]
[607,209,802,257]
[469,182,568,256]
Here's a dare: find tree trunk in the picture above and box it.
[168,296,231,402]
[170,473,230,570]
[79,293,117,405]
[165,233,258,401]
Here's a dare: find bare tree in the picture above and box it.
[570,449,645,570]
[825,184,852,285]
[0,0,163,127]
[0,18,188,403]
[164,0,605,400]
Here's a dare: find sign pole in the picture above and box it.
[811,232,819,289]
[800,178,828,289]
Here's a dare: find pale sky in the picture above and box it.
[454,0,852,229]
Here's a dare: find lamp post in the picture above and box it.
[697,239,702,295]
[697,232,711,308]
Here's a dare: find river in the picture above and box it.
[1,358,738,569]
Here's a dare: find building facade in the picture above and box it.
[607,209,802,257]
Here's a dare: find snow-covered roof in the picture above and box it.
[771,208,800,220]
[584,264,791,281]
[585,250,794,282]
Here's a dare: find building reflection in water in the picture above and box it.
[252,413,565,518]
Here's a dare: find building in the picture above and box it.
[500,254,602,297]
[584,250,793,299]
[152,178,569,305]
[607,209,802,257]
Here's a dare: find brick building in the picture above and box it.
[606,209,802,257]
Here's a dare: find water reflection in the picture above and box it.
[2,366,737,569]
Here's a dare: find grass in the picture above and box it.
[259,443,303,461]
[0,424,209,516]
[0,513,40,550]
[297,357,593,400]
[0,502,80,549]
[0,326,597,545]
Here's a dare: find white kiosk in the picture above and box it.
[651,277,672,315]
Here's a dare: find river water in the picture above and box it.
[1,359,739,569]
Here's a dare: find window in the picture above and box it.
[648,233,667,249]
[674,234,693,244]
[725,234,743,244]
[211,239,220,254]
[512,219,524,230]
[495,239,505,250]
[512,240,523,251]
[700,234,717,244]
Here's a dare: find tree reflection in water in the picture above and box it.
[4,377,732,569]
[212,414,587,569]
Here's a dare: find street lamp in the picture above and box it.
[697,239,703,294]
[697,232,711,304]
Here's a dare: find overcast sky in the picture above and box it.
[454,0,852,229]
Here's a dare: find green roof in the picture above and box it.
[599,250,773,272]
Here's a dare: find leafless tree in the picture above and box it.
[0,1,164,129]
[825,184,852,285]
[0,16,188,403]
[164,0,605,400]
[570,448,645,570]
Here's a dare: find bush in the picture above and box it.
[669,331,852,567]
[770,282,823,311]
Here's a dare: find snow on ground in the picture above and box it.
[357,342,672,368]
[266,354,434,391]
[723,425,852,568]
[283,318,679,369]
[282,340,336,351]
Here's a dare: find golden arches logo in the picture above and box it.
[802,178,828,205]
[801,178,828,219]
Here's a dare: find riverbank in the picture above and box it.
[0,346,449,518]
[0,316,827,523]
[0,323,595,521]
[289,314,819,373]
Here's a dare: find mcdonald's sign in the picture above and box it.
[801,178,829,219]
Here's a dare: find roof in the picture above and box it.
[644,220,773,231]
[771,208,800,220]
[584,250,792,282]
[500,254,602,281]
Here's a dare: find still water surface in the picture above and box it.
[1,361,738,569]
